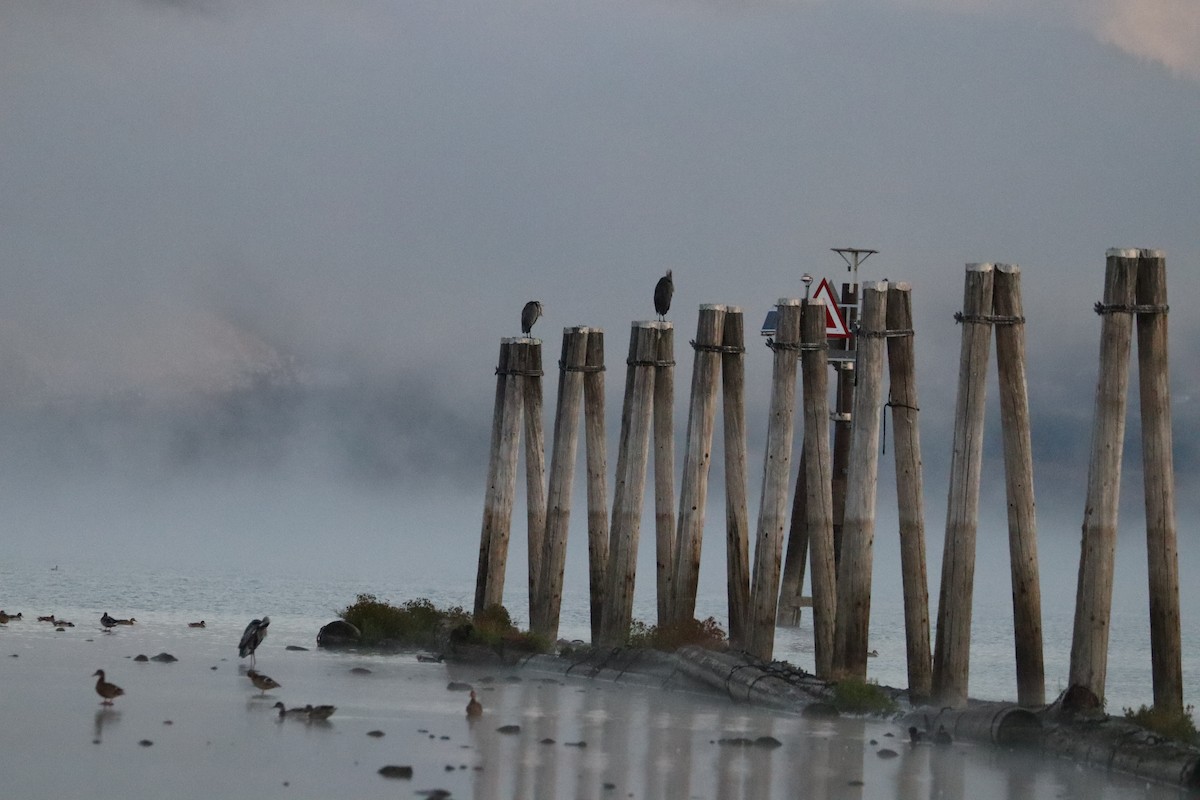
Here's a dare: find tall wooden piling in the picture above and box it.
[535,327,589,639]
[747,300,802,661]
[992,265,1045,707]
[885,282,932,703]
[521,340,548,615]
[721,309,752,648]
[1069,250,1138,704]
[476,339,524,616]
[834,281,888,680]
[583,330,609,644]
[653,325,677,627]
[831,284,859,566]
[777,446,808,628]
[671,305,727,625]
[933,264,995,708]
[1135,250,1183,713]
[601,322,661,646]
[801,298,838,679]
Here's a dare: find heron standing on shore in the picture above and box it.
[238,616,270,667]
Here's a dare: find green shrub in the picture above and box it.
[339,594,470,647]
[1123,704,1198,744]
[831,678,899,715]
[623,616,727,651]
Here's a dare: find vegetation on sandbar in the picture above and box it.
[338,595,550,654]
[1123,704,1199,745]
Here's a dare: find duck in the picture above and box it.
[246,669,281,695]
[93,670,125,705]
[908,726,924,743]
[272,701,307,719]
[466,690,483,718]
[867,649,879,658]
[100,613,117,630]
[188,621,206,628]
[305,704,336,721]
[37,615,57,623]
[0,611,20,623]
[933,725,953,745]
[114,616,136,625]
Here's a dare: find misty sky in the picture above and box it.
[1,1,1197,618]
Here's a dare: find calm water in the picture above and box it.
[2,559,1194,716]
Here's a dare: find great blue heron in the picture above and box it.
[654,270,673,320]
[238,616,270,667]
[93,669,125,705]
[521,300,543,336]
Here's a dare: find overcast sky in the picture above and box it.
[1,1,1197,615]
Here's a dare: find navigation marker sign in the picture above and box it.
[812,278,850,338]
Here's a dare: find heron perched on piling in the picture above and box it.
[238,617,270,667]
[521,300,543,336]
[654,270,673,320]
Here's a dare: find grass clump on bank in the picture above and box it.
[830,678,899,715]
[1123,704,1199,744]
[625,616,727,651]
[337,594,550,655]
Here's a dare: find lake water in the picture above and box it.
[2,558,1194,717]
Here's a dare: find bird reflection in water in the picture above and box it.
[92,708,120,745]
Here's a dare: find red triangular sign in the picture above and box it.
[812,278,850,338]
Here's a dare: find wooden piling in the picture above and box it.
[885,282,932,703]
[721,309,752,648]
[1135,249,1183,713]
[801,298,838,679]
[520,340,548,618]
[535,327,589,640]
[747,300,802,661]
[834,281,888,680]
[992,265,1045,707]
[777,445,808,628]
[475,339,524,616]
[653,324,677,627]
[831,283,859,566]
[671,305,727,626]
[1068,250,1138,705]
[600,322,661,647]
[933,263,995,708]
[582,330,609,645]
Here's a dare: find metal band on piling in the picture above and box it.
[1093,302,1170,315]
[853,326,915,339]
[625,358,675,367]
[559,362,606,373]
[495,366,545,376]
[689,340,746,354]
[953,312,1025,326]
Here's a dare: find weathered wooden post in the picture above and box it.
[992,265,1045,707]
[671,304,727,626]
[777,446,808,628]
[801,298,838,679]
[933,263,994,708]
[520,340,548,619]
[1069,250,1138,705]
[747,300,802,660]
[885,282,932,703]
[1135,249,1182,713]
[721,308,752,648]
[834,281,888,680]
[600,321,661,646]
[653,324,676,627]
[831,283,859,565]
[475,339,524,616]
[583,330,609,645]
[534,327,589,639]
